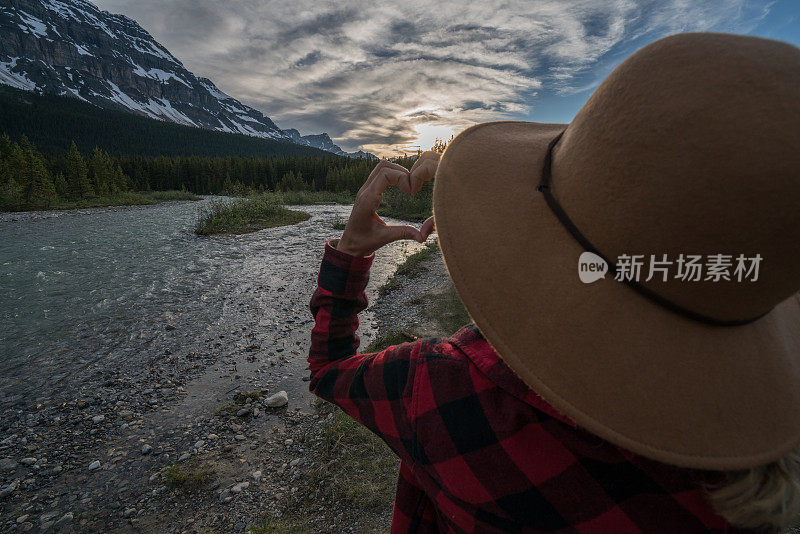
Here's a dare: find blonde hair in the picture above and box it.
[707,447,800,532]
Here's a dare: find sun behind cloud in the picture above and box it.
[410,122,456,153]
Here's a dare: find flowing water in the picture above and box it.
[0,199,426,409]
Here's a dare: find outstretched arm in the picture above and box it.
[307,153,439,458]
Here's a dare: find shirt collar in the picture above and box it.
[449,325,577,428]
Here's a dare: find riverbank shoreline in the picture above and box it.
[0,190,200,214]
[0,202,440,533]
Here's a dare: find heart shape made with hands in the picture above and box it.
[336,151,440,257]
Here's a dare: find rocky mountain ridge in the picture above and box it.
[0,0,371,158]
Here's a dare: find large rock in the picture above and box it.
[264,391,288,408]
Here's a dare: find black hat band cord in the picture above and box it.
[535,130,769,327]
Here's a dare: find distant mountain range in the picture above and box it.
[0,0,373,158]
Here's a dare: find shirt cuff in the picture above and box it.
[318,239,374,296]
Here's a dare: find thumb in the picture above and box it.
[382,224,424,245]
[419,216,435,241]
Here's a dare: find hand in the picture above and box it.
[337,152,440,257]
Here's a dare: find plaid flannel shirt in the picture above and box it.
[308,240,752,533]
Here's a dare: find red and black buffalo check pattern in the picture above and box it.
[308,240,753,533]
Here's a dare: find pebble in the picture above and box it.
[264,391,288,408]
[289,458,301,468]
[230,481,250,493]
[207,434,218,440]
[17,514,29,523]
[20,457,36,466]
[194,440,205,449]
[92,415,105,424]
[235,434,246,441]
[0,457,17,471]
[178,453,191,462]
[40,511,59,524]
[88,460,100,471]
[236,407,251,418]
[141,444,152,455]
[0,479,19,498]
[252,470,262,483]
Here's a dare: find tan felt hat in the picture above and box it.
[433,32,800,470]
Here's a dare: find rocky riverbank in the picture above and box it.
[0,233,458,533]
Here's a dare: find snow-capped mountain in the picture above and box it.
[0,0,371,157]
[282,129,372,159]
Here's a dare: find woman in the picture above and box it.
[308,32,800,532]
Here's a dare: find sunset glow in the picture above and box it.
[409,122,456,153]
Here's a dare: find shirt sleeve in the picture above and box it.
[308,239,421,462]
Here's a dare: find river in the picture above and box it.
[0,198,426,411]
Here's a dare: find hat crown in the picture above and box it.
[551,32,800,321]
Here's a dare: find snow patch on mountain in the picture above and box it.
[0,57,37,90]
[0,0,373,158]
[72,42,91,56]
[16,10,49,38]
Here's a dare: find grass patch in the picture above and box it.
[331,218,348,230]
[249,514,310,534]
[395,244,436,277]
[195,193,310,235]
[379,241,437,295]
[365,331,417,352]
[308,407,398,510]
[3,190,200,212]
[212,402,237,417]
[413,282,471,335]
[378,277,401,296]
[233,389,268,404]
[163,460,214,490]
[273,190,354,205]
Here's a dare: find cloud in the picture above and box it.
[93,0,769,155]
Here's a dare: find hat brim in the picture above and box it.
[433,121,800,470]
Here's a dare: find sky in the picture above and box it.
[91,0,800,156]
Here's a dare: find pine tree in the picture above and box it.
[112,164,127,193]
[53,172,68,198]
[66,141,92,198]
[90,147,111,197]
[0,177,22,208]
[22,144,56,208]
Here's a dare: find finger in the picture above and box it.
[353,167,408,217]
[367,167,411,199]
[363,160,412,191]
[410,151,440,173]
[380,224,424,246]
[397,171,413,194]
[419,216,435,240]
[410,158,438,194]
